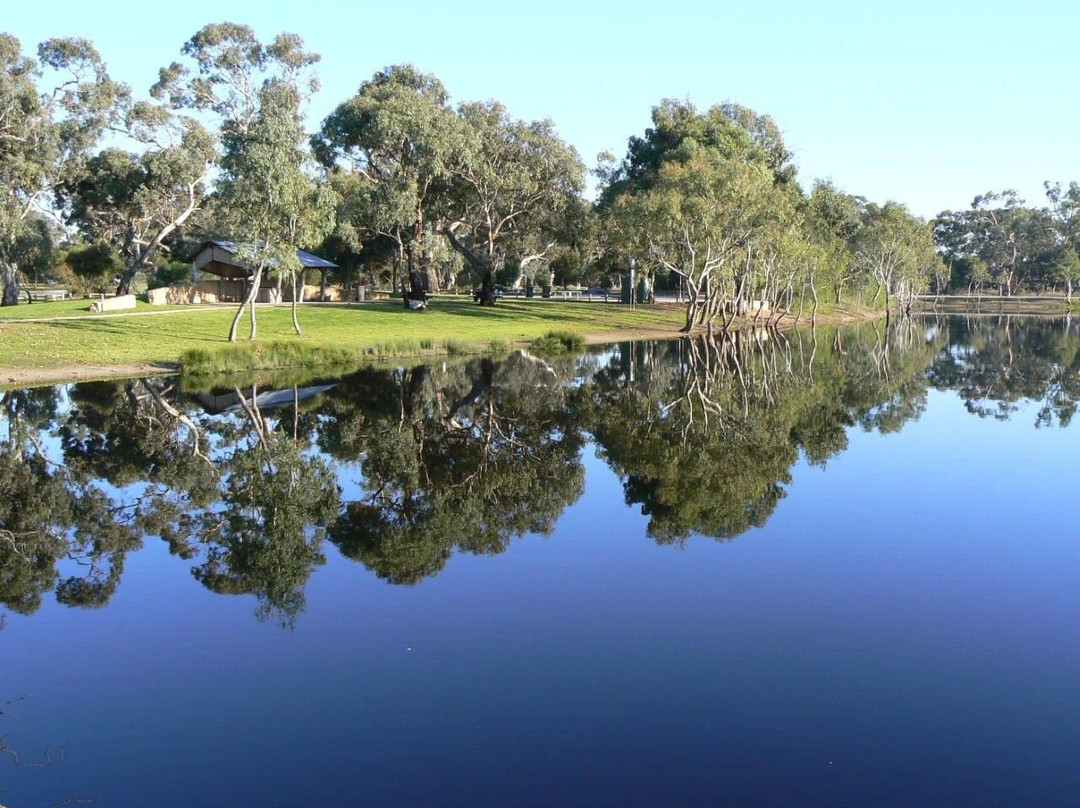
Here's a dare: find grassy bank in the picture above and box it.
[0,299,686,371]
[0,298,200,319]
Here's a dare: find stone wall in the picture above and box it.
[147,283,205,304]
[89,294,137,312]
[146,280,355,304]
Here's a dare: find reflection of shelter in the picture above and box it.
[194,384,337,415]
[192,240,338,303]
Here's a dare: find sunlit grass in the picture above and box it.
[0,297,202,319]
[0,300,686,370]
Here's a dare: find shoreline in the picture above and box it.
[1,307,882,389]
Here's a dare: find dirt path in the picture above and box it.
[2,362,180,388]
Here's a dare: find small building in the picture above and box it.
[192,239,339,303]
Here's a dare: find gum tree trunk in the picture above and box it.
[1,263,20,307]
[443,227,495,305]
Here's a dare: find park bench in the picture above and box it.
[25,288,71,302]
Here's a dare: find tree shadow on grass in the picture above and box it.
[47,316,227,346]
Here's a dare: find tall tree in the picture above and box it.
[58,104,216,296]
[600,99,797,330]
[854,202,940,314]
[218,80,336,340]
[606,144,780,331]
[0,35,123,305]
[153,23,330,340]
[314,65,466,306]
[969,190,1034,295]
[1044,181,1080,299]
[804,180,865,305]
[600,98,796,205]
[443,101,585,305]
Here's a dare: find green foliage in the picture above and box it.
[531,331,584,354]
[154,23,330,341]
[315,65,466,303]
[65,241,121,290]
[853,201,939,309]
[600,99,795,205]
[149,259,193,289]
[57,113,216,296]
[444,100,586,304]
[599,98,946,325]
[0,34,124,305]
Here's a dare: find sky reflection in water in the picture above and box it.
[2,315,1078,807]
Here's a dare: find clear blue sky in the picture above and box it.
[7,0,1076,217]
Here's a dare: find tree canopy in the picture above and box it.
[6,22,1080,317]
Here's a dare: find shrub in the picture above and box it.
[531,330,584,354]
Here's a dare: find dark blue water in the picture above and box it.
[2,317,1079,807]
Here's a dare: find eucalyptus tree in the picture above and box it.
[314,65,467,305]
[1,214,57,296]
[804,180,864,305]
[601,99,796,202]
[932,208,976,293]
[1044,181,1080,299]
[607,145,780,331]
[151,23,331,340]
[0,34,124,305]
[218,79,336,340]
[968,191,1036,295]
[57,103,217,296]
[853,202,940,314]
[442,101,586,305]
[600,99,796,330]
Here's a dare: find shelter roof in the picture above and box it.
[200,239,338,269]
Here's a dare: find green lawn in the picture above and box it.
[0,297,203,319]
[0,299,686,370]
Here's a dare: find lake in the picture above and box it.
[2,315,1078,807]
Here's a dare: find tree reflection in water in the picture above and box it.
[1,384,141,614]
[583,319,939,543]
[326,353,586,584]
[926,314,1080,426]
[5,316,1079,623]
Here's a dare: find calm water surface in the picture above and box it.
[2,316,1078,807]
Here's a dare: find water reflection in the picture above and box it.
[584,320,938,542]
[926,314,1080,426]
[2,316,1076,622]
[325,354,586,584]
[1,385,141,614]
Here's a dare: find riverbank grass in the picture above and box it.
[0,299,686,371]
